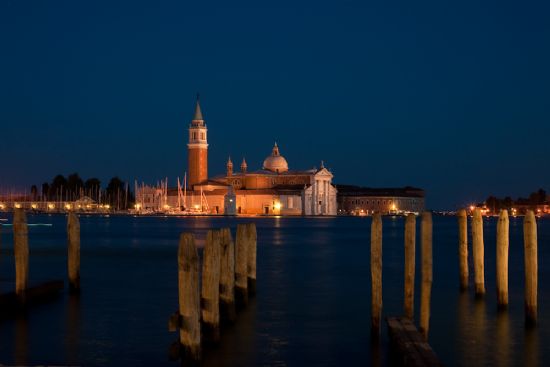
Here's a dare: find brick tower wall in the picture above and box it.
[188,147,208,188]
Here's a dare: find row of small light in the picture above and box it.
[0,203,110,210]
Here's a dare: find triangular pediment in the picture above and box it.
[314,167,333,178]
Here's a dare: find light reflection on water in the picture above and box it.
[14,315,28,366]
[0,214,548,366]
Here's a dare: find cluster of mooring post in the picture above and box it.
[1,209,79,310]
[378,212,441,366]
[170,223,258,363]
[372,212,434,342]
[457,208,538,325]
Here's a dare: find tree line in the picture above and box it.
[30,173,135,210]
[484,188,547,213]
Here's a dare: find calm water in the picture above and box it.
[0,214,548,366]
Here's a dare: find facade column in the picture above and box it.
[311,179,318,215]
[325,181,330,215]
[321,180,325,214]
[310,180,315,215]
[319,180,325,215]
[317,180,321,215]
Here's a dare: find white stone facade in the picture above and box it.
[302,168,338,215]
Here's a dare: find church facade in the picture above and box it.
[173,98,338,216]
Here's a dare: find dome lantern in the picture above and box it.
[263,142,289,173]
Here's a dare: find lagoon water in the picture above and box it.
[0,214,548,366]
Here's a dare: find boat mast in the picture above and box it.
[177,177,181,210]
[184,172,187,209]
[164,177,168,209]
[134,180,138,210]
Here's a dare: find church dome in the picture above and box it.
[263,143,289,173]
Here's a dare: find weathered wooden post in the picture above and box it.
[419,212,432,339]
[201,230,221,343]
[404,213,416,319]
[67,212,81,293]
[178,233,201,362]
[235,224,249,307]
[247,223,257,296]
[472,208,485,296]
[496,209,509,308]
[371,213,383,337]
[457,208,468,291]
[524,210,537,326]
[219,228,236,322]
[13,209,29,298]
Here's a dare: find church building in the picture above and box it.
[173,97,338,215]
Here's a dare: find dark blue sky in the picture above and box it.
[1,0,549,209]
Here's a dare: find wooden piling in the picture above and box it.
[523,210,537,326]
[457,209,468,291]
[496,210,509,308]
[247,223,257,296]
[201,230,221,343]
[219,228,236,323]
[371,213,383,337]
[472,208,485,296]
[235,224,249,307]
[404,213,416,320]
[13,209,29,297]
[178,233,201,362]
[419,212,432,340]
[67,212,80,293]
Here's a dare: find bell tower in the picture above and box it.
[226,157,233,176]
[187,95,208,189]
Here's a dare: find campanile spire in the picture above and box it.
[192,93,203,122]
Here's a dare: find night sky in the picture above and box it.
[1,0,549,209]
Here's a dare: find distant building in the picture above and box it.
[336,185,425,215]
[135,97,426,216]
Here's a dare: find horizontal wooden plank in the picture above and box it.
[387,316,444,367]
